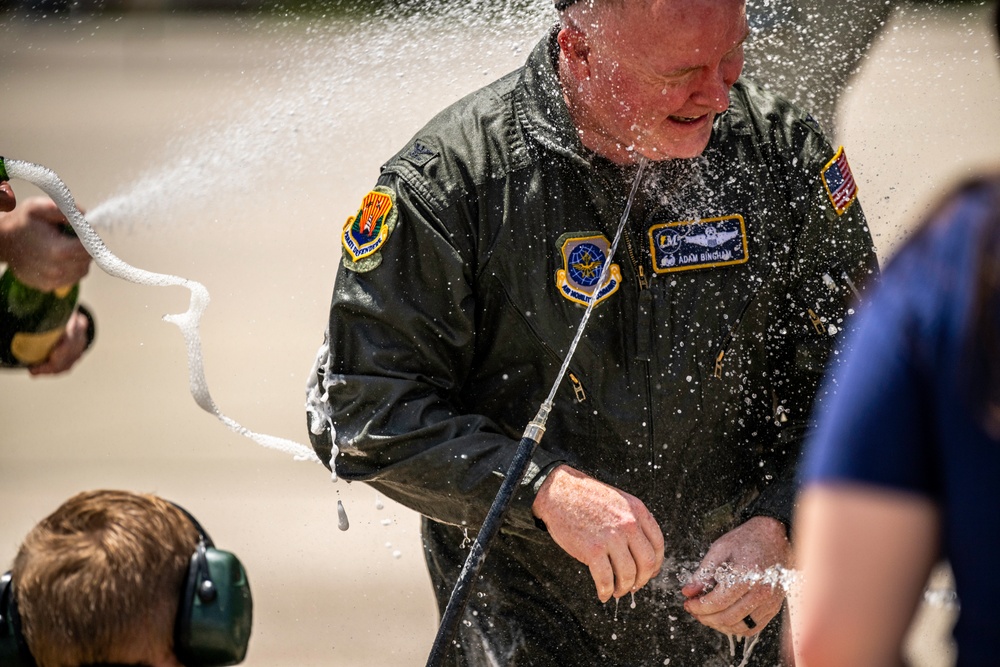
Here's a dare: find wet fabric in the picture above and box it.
[308,31,877,666]
[800,180,1000,666]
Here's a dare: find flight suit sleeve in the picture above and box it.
[742,120,880,532]
[305,169,564,538]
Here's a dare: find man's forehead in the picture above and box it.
[582,0,748,60]
[557,0,745,14]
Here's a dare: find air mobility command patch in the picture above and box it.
[648,215,749,274]
[821,146,859,215]
[555,233,622,307]
[342,186,398,272]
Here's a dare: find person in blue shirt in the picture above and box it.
[793,7,1000,658]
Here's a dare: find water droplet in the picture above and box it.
[337,500,350,531]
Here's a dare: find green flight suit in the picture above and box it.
[307,31,878,667]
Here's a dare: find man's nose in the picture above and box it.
[692,66,735,113]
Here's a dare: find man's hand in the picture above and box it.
[28,310,92,376]
[681,516,792,636]
[532,464,665,602]
[0,197,91,291]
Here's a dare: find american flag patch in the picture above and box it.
[821,147,858,215]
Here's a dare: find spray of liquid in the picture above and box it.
[674,561,956,664]
[5,158,319,464]
[82,4,552,233]
[42,5,552,538]
[674,562,793,663]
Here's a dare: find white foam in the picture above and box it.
[5,158,319,464]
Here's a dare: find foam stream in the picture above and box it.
[5,158,319,464]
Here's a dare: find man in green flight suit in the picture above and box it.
[306,0,878,664]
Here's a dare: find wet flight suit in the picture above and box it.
[307,31,878,667]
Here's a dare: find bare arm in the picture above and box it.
[791,484,940,667]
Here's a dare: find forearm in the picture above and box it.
[308,347,565,534]
[792,485,939,667]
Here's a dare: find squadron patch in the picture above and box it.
[648,215,749,274]
[821,146,859,215]
[555,233,622,307]
[341,186,398,272]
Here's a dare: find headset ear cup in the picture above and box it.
[174,548,253,667]
[0,574,38,667]
[174,550,201,661]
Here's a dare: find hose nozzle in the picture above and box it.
[521,401,552,444]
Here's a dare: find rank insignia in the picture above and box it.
[401,141,438,167]
[821,146,859,215]
[342,186,398,272]
[648,214,749,274]
[555,233,622,307]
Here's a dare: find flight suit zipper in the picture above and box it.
[623,223,657,483]
[623,230,653,362]
[568,372,587,402]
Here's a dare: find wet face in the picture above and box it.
[559,0,748,163]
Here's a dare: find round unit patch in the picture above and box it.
[555,233,622,307]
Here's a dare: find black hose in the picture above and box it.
[424,434,540,667]
[422,158,648,667]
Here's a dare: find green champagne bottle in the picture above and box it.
[0,156,82,368]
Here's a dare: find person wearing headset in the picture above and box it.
[0,490,252,667]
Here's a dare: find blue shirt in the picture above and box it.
[800,181,999,666]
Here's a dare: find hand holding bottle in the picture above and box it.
[0,187,96,373]
[0,197,91,291]
[0,181,14,213]
[25,308,92,376]
[0,158,14,212]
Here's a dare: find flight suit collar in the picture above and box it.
[514,29,594,169]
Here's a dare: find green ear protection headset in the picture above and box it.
[0,502,252,667]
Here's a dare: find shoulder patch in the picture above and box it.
[401,141,438,168]
[648,215,749,274]
[821,146,859,215]
[341,186,398,273]
[555,233,622,307]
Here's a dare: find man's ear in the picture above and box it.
[557,25,591,81]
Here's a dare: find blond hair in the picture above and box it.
[11,490,198,667]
